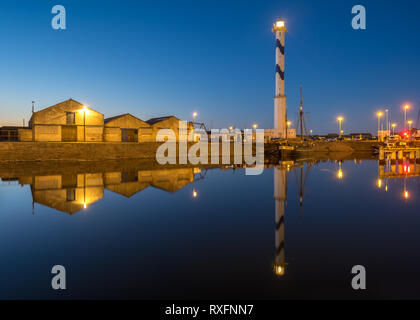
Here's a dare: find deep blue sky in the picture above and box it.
[0,0,419,134]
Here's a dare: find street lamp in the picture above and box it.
[377,112,383,141]
[408,120,413,131]
[253,124,258,130]
[81,105,88,142]
[391,123,397,136]
[287,121,292,129]
[404,105,410,130]
[385,109,389,132]
[337,117,343,137]
[193,112,197,123]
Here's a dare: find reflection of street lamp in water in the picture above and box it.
[337,161,343,179]
[403,178,409,200]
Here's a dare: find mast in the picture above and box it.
[299,85,303,139]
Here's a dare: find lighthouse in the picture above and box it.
[272,19,287,139]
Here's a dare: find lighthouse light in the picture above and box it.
[276,20,285,28]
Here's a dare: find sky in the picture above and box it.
[0,0,419,134]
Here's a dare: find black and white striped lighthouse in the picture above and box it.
[272,19,287,139]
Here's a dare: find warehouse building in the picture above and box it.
[24,99,104,142]
[147,116,195,141]
[7,98,191,143]
[104,114,153,142]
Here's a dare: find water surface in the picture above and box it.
[0,159,419,299]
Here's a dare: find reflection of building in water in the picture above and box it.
[274,166,287,276]
[20,174,104,214]
[9,168,197,214]
[377,158,419,200]
[104,168,195,196]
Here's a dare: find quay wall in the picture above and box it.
[0,142,255,162]
[0,142,168,162]
[1,140,416,162]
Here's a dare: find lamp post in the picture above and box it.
[286,121,292,140]
[391,123,397,136]
[337,117,343,138]
[377,112,383,141]
[404,105,409,131]
[193,112,197,123]
[408,120,413,131]
[253,124,258,130]
[385,109,389,132]
[82,106,88,142]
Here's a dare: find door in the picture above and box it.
[121,129,138,142]
[62,126,77,142]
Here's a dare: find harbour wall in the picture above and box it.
[0,142,257,162]
[1,140,416,162]
[0,142,165,161]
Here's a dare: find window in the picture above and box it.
[122,171,138,183]
[66,112,76,125]
[66,188,76,202]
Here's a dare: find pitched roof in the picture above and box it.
[146,116,178,125]
[104,113,150,128]
[29,99,103,125]
[104,113,132,123]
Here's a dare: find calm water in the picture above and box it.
[0,159,419,299]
